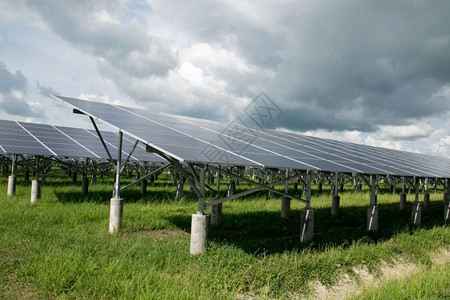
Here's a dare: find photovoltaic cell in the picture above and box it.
[0,120,53,156]
[0,119,166,163]
[53,96,450,177]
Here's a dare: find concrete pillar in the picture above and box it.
[109,197,124,234]
[190,214,208,254]
[227,181,235,197]
[30,179,41,203]
[400,193,406,210]
[445,202,450,221]
[7,175,16,196]
[411,202,422,225]
[40,174,46,185]
[331,195,340,217]
[81,176,89,196]
[423,192,430,208]
[300,209,314,242]
[339,183,344,192]
[91,173,97,185]
[399,193,407,210]
[150,174,155,183]
[211,203,222,226]
[281,196,291,218]
[24,170,30,184]
[293,182,298,193]
[140,179,147,197]
[72,172,77,184]
[367,205,378,231]
[318,182,322,193]
[176,182,184,200]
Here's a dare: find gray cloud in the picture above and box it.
[14,0,450,135]
[25,0,178,78]
[36,82,60,97]
[0,62,27,93]
[0,62,43,118]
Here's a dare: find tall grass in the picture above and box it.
[0,170,448,299]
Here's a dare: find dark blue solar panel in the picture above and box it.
[0,120,53,156]
[54,96,450,177]
[19,122,99,159]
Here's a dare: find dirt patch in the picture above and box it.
[126,228,187,238]
[305,247,450,299]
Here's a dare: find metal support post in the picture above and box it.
[423,178,430,208]
[399,177,407,210]
[281,169,291,218]
[367,175,378,231]
[411,177,421,225]
[301,174,314,242]
[109,131,124,234]
[331,172,340,217]
[444,179,449,221]
[211,170,222,226]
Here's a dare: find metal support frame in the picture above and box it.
[208,165,307,206]
[197,166,206,214]
[113,131,123,198]
[120,140,139,173]
[90,117,114,162]
[334,172,339,197]
[120,163,170,192]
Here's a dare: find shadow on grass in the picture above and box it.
[167,200,447,255]
[54,187,199,204]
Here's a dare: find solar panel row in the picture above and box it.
[54,96,450,178]
[0,119,166,163]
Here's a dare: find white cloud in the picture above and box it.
[1,0,450,158]
[379,121,434,139]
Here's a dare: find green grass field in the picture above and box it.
[0,170,449,299]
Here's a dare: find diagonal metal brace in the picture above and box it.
[208,165,307,204]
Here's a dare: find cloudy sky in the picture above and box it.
[0,0,449,157]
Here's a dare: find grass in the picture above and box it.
[0,170,449,299]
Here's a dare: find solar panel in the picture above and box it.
[0,119,166,163]
[0,120,54,156]
[19,122,100,159]
[53,96,450,178]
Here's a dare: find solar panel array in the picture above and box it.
[0,119,165,163]
[53,96,450,178]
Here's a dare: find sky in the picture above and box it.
[0,0,449,158]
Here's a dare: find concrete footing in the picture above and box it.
[281,196,291,218]
[72,172,77,184]
[7,175,16,196]
[30,179,41,203]
[227,182,235,197]
[24,170,30,184]
[411,203,421,225]
[399,193,407,210]
[81,176,89,196]
[423,192,430,208]
[190,214,208,254]
[176,182,184,199]
[211,203,222,226]
[91,174,97,185]
[331,195,340,217]
[367,205,378,231]
[140,179,147,197]
[109,197,124,234]
[445,202,450,221]
[300,209,314,242]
